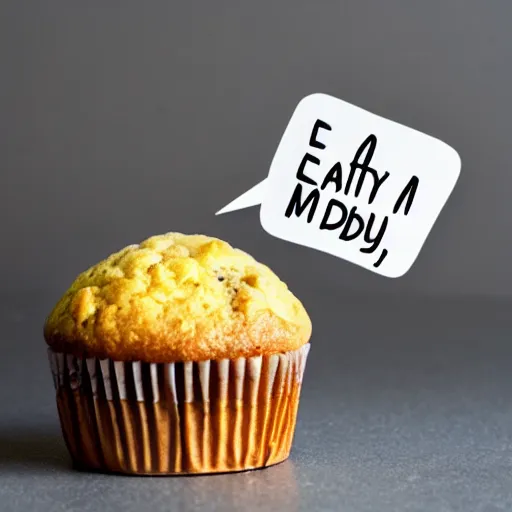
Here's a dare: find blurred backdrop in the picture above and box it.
[1,0,511,303]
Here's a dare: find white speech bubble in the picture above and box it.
[217,93,461,278]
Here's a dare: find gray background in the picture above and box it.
[2,0,512,299]
[1,1,512,511]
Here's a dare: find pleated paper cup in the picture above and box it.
[48,344,310,475]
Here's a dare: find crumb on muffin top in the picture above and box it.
[44,233,312,362]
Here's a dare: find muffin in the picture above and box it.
[44,233,311,475]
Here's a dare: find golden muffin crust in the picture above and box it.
[44,233,312,362]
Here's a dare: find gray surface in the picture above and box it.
[2,0,512,296]
[1,294,512,512]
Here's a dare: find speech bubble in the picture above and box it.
[217,93,461,278]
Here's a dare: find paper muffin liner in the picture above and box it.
[48,344,310,475]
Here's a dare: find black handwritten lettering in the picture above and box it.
[285,183,320,223]
[345,135,389,204]
[296,153,320,186]
[339,206,364,241]
[373,249,388,268]
[320,162,343,193]
[366,170,389,204]
[319,198,348,230]
[393,176,419,215]
[360,214,388,254]
[309,119,332,150]
[282,129,398,270]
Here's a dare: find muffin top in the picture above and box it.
[44,233,311,362]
